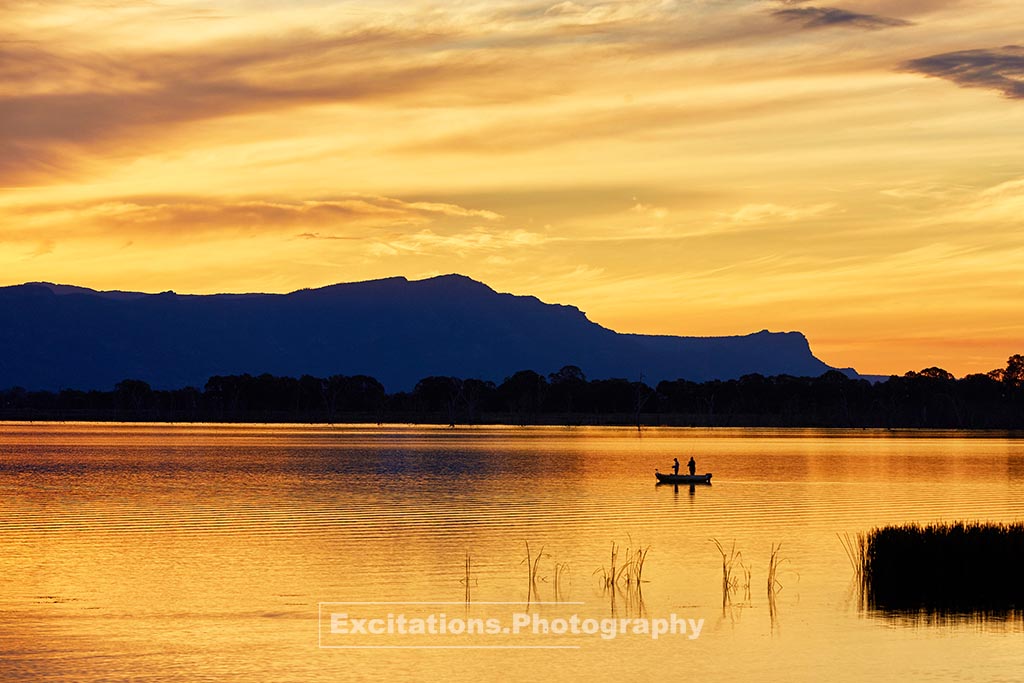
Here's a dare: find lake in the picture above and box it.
[1,423,1022,681]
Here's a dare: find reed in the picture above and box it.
[595,540,650,589]
[621,540,650,587]
[521,541,549,606]
[522,541,547,585]
[460,552,475,603]
[850,521,1024,612]
[710,538,734,588]
[553,561,571,598]
[595,542,623,588]
[739,557,752,599]
[767,543,786,595]
[837,532,867,583]
[710,538,745,599]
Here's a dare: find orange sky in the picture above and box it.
[3,0,1023,377]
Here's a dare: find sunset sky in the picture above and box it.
[3,0,1023,376]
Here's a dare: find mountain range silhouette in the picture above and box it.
[0,274,855,391]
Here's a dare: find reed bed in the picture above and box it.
[848,521,1024,612]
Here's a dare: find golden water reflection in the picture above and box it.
[1,424,1022,681]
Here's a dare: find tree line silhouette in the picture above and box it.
[2,355,1022,428]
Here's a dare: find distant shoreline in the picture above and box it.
[4,360,1022,429]
[2,412,1023,433]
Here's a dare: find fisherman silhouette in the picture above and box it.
[673,458,680,476]
[687,456,696,476]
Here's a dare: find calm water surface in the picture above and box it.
[1,423,1022,681]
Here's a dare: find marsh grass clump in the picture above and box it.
[594,539,649,618]
[595,541,650,588]
[710,539,740,592]
[853,521,1024,612]
[621,541,650,587]
[710,538,752,605]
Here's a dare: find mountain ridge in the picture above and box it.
[0,274,853,391]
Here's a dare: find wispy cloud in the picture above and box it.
[1,36,487,137]
[723,202,836,224]
[941,176,1024,224]
[903,46,1024,99]
[772,6,911,30]
[0,21,554,184]
[2,195,502,241]
[368,227,553,258]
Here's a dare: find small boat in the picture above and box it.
[655,471,712,485]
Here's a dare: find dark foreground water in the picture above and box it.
[1,423,1022,681]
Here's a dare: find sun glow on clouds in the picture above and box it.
[3,0,1024,376]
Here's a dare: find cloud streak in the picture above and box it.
[2,195,503,242]
[0,21,562,185]
[0,31,496,154]
[904,46,1024,99]
[772,7,911,30]
[368,228,553,258]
